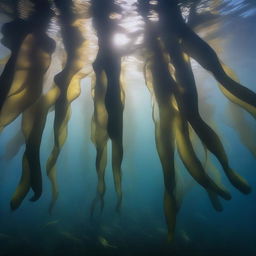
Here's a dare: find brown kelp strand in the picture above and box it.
[205,159,226,211]
[10,86,60,210]
[144,53,177,241]
[140,3,177,239]
[0,2,27,111]
[10,152,31,210]
[189,125,226,211]
[173,107,231,200]
[145,60,178,241]
[91,0,124,213]
[46,0,91,214]
[90,65,108,216]
[0,1,55,131]
[225,102,256,157]
[220,65,256,157]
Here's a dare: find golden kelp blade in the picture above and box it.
[90,70,108,215]
[46,73,86,213]
[44,0,94,214]
[10,154,31,210]
[0,33,55,130]
[173,107,231,200]
[140,4,177,239]
[0,18,29,111]
[0,0,54,116]
[46,1,92,212]
[144,61,177,240]
[220,65,256,157]
[225,102,256,157]
[11,86,60,209]
[0,34,35,129]
[91,0,124,213]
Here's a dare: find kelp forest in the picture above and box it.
[0,0,255,255]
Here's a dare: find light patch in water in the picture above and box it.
[113,33,130,47]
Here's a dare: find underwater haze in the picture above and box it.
[0,0,256,255]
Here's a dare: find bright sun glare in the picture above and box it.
[113,33,130,47]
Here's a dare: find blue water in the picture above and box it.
[0,1,256,256]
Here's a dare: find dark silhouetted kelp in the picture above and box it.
[46,0,91,213]
[90,0,125,215]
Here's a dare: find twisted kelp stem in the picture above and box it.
[144,57,177,241]
[91,0,124,213]
[90,64,108,216]
[205,159,226,211]
[140,2,177,238]
[173,106,231,200]
[10,86,60,210]
[46,0,91,213]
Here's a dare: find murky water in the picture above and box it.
[0,1,255,255]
